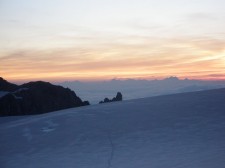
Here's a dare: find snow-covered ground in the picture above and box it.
[1,88,225,168]
[59,78,225,104]
[0,91,9,98]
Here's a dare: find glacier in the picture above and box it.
[0,88,225,168]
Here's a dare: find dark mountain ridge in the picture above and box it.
[0,78,89,116]
[0,77,18,92]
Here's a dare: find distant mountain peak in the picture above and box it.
[164,76,179,81]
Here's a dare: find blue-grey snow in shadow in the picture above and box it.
[59,77,225,104]
[0,88,225,168]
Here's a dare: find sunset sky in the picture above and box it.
[0,0,225,82]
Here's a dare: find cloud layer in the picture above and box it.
[1,35,225,82]
[1,0,225,82]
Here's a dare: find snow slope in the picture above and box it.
[1,88,225,168]
[59,78,225,104]
[0,91,9,98]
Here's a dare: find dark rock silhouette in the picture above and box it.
[99,92,123,104]
[83,101,90,106]
[115,92,122,101]
[0,78,89,116]
[104,98,110,103]
[0,77,18,92]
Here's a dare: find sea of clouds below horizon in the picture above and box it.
[59,78,225,104]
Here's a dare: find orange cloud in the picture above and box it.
[1,35,225,82]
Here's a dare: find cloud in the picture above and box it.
[187,12,218,22]
[1,35,225,82]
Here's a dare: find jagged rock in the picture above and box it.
[0,77,18,92]
[83,101,90,106]
[104,98,110,103]
[0,78,89,116]
[99,92,123,104]
[115,92,122,101]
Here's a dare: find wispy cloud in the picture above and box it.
[1,35,225,82]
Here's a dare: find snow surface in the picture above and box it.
[0,88,29,99]
[12,88,29,94]
[59,79,225,104]
[0,91,9,98]
[1,88,225,168]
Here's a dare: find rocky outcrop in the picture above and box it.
[0,78,89,116]
[0,77,18,92]
[99,92,123,104]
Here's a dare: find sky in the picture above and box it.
[0,0,225,82]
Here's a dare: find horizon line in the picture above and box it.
[3,76,225,85]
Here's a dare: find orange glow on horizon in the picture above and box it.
[1,0,225,84]
[1,36,225,83]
